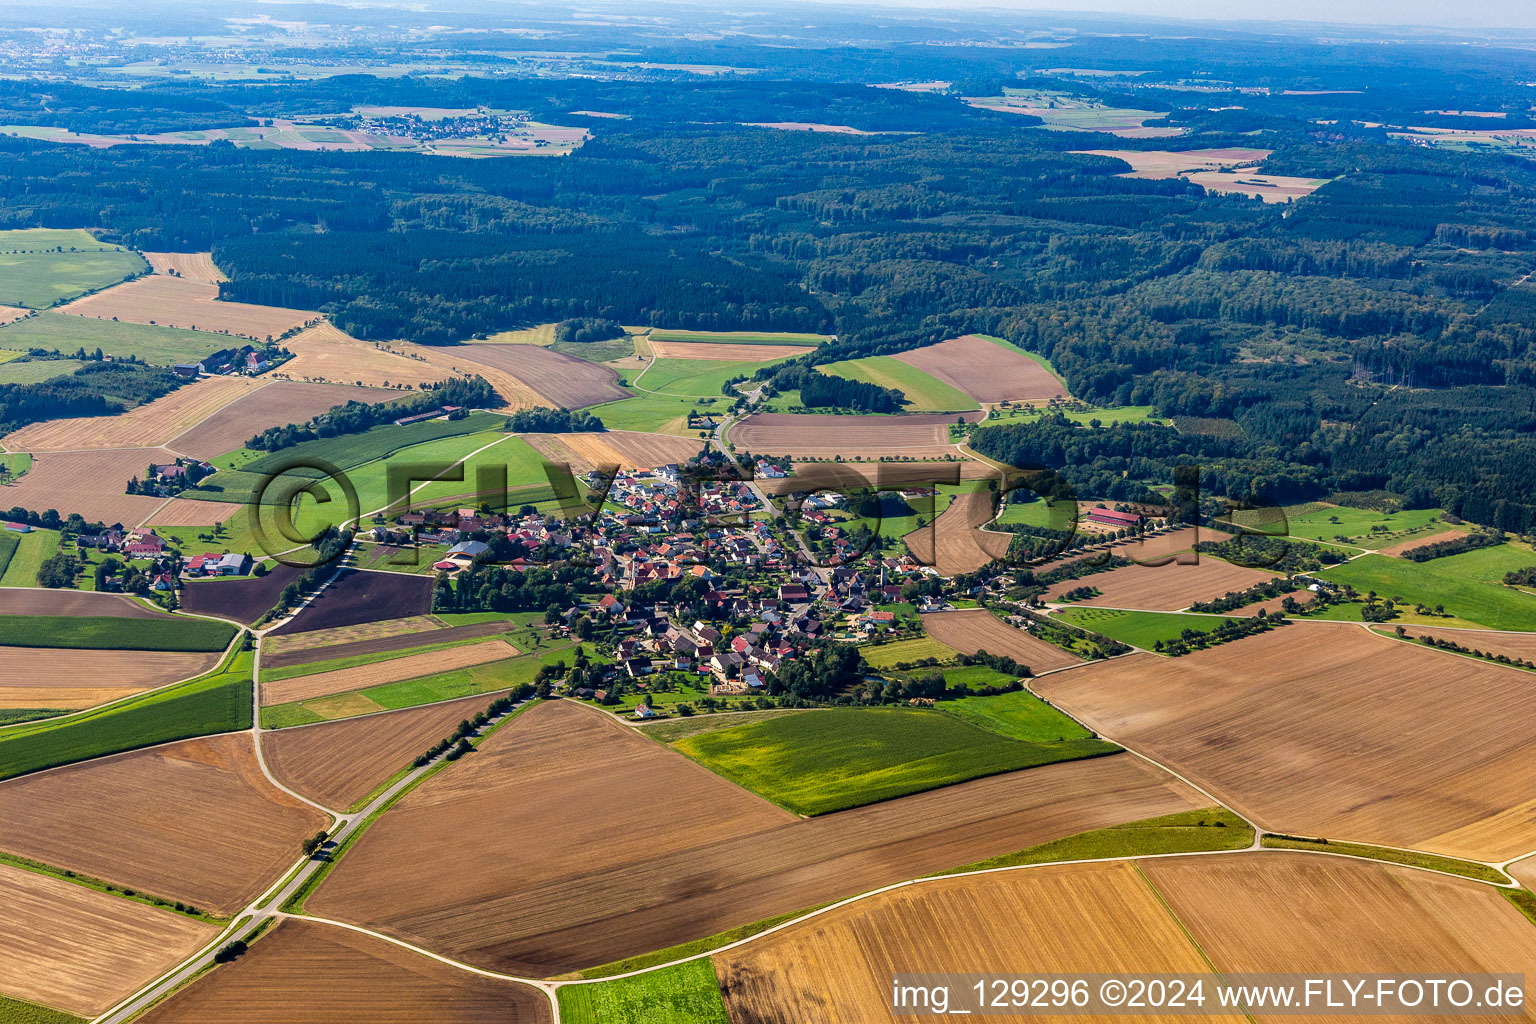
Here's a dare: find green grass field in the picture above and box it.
[0,311,239,366]
[1321,547,1536,631]
[819,355,978,412]
[0,356,86,385]
[0,613,235,652]
[0,993,85,1024]
[859,635,960,669]
[649,329,830,346]
[1052,607,1228,650]
[995,498,1076,528]
[0,532,15,580]
[673,707,1118,816]
[0,228,147,308]
[982,404,1157,428]
[0,349,17,363]
[1258,835,1505,883]
[1223,504,1448,549]
[0,650,253,781]
[940,808,1252,875]
[933,664,1020,691]
[558,960,729,1024]
[941,687,1101,743]
[0,528,58,587]
[632,357,785,398]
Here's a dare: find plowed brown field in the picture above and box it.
[308,700,1208,976]
[58,276,314,340]
[893,335,1064,404]
[169,380,398,460]
[0,734,326,914]
[729,411,983,460]
[261,638,519,706]
[920,609,1081,673]
[1035,624,1536,860]
[145,496,243,526]
[445,344,630,409]
[902,489,1010,575]
[135,918,551,1024]
[263,619,505,669]
[3,376,262,451]
[0,589,173,617]
[715,859,1235,1024]
[263,692,512,810]
[268,569,433,635]
[524,430,700,474]
[648,339,815,360]
[261,615,440,661]
[270,323,450,390]
[0,446,182,525]
[0,863,217,1017]
[142,252,227,283]
[1042,556,1277,610]
[0,647,219,708]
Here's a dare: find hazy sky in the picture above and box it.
[854,0,1536,31]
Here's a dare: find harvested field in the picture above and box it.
[902,489,1010,575]
[920,609,1081,673]
[0,588,172,617]
[1144,852,1536,984]
[146,496,243,526]
[142,251,227,283]
[647,338,815,360]
[271,323,450,390]
[755,458,999,500]
[309,700,1207,976]
[264,619,506,669]
[0,446,181,525]
[179,564,303,624]
[1035,624,1536,860]
[169,380,399,460]
[1233,588,1314,616]
[714,859,1234,1024]
[0,304,29,325]
[262,691,512,810]
[269,569,433,635]
[1041,555,1277,610]
[136,918,551,1024]
[1186,170,1328,202]
[445,343,630,409]
[1075,146,1273,177]
[0,733,326,914]
[523,429,700,474]
[0,863,217,1017]
[2,375,262,451]
[1383,624,1536,663]
[261,638,518,706]
[0,647,220,709]
[1378,529,1468,558]
[893,335,1063,404]
[263,615,441,661]
[729,411,983,461]
[57,275,314,339]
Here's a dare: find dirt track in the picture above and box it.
[308,701,1208,976]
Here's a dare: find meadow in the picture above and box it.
[0,992,85,1024]
[588,351,797,434]
[941,687,1104,744]
[941,808,1252,874]
[0,228,147,308]
[858,635,960,669]
[0,529,58,587]
[1053,607,1228,650]
[0,356,85,385]
[0,650,253,780]
[1321,547,1536,631]
[558,960,728,1024]
[818,355,978,411]
[1223,503,1448,549]
[672,706,1118,815]
[0,614,236,652]
[0,532,15,581]
[0,312,232,365]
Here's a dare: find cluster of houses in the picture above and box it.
[342,110,537,144]
[172,343,284,379]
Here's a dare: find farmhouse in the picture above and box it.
[186,552,253,577]
[1087,507,1145,529]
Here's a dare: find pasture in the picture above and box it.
[1052,607,1228,650]
[920,610,1082,672]
[893,334,1065,404]
[262,691,513,811]
[1036,624,1536,860]
[57,276,313,340]
[0,228,147,309]
[1321,547,1536,630]
[0,311,233,366]
[559,960,727,1024]
[818,356,978,411]
[941,688,1102,744]
[0,357,84,385]
[307,700,1207,976]
[0,732,325,915]
[672,706,1117,815]
[1223,503,1446,549]
[0,613,235,652]
[0,863,216,1017]
[858,635,959,668]
[133,919,551,1024]
[0,650,253,781]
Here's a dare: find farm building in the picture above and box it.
[1087,507,1146,529]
